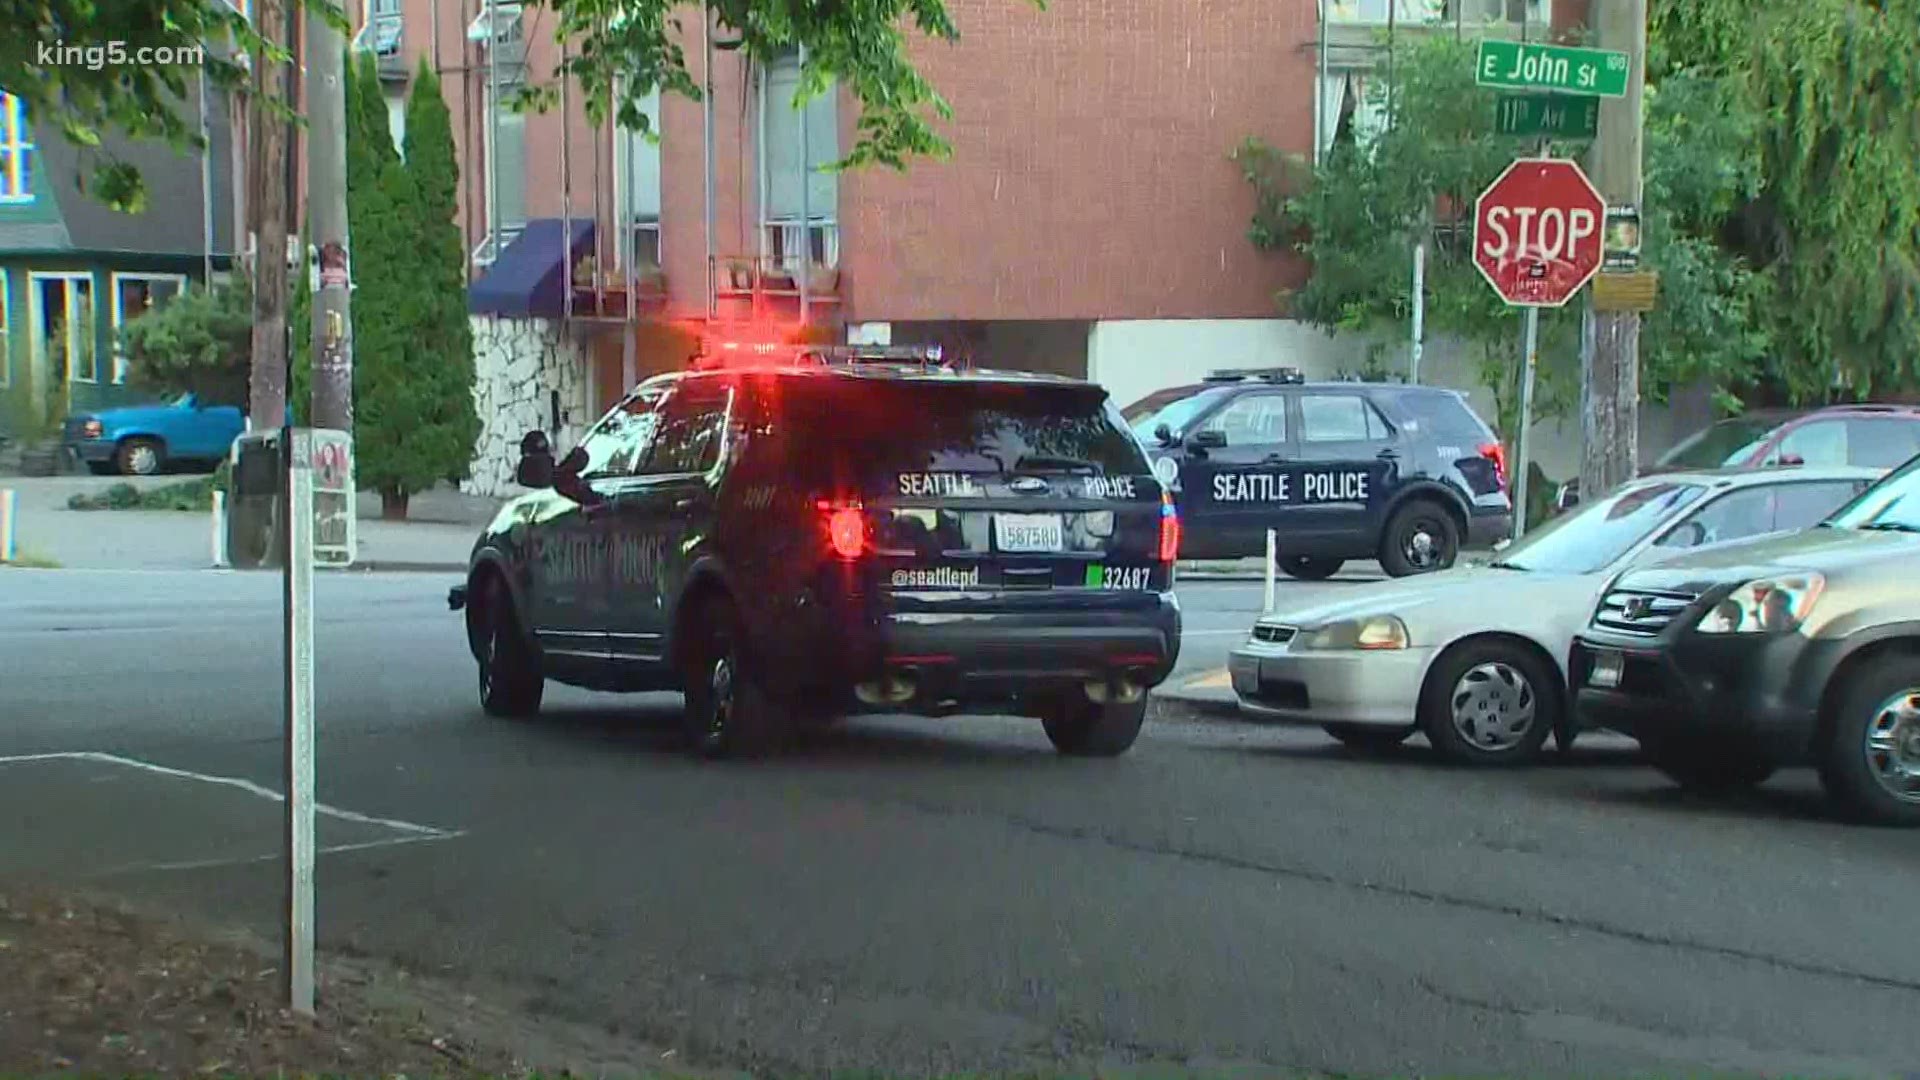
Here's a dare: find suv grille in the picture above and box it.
[1592,588,1699,636]
[1252,624,1296,644]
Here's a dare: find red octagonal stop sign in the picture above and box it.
[1472,157,1606,308]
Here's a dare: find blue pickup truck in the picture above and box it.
[61,393,248,476]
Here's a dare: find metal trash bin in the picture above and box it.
[226,432,284,569]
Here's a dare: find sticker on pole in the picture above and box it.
[309,428,356,567]
[1472,158,1607,308]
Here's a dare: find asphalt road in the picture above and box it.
[5,568,1920,1078]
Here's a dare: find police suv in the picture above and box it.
[449,344,1183,758]
[1122,369,1513,578]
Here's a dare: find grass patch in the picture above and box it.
[0,548,61,569]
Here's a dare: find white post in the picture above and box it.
[0,488,16,564]
[284,430,317,1016]
[211,490,229,568]
[1264,528,1278,614]
[1410,240,1426,383]
[1513,307,1540,539]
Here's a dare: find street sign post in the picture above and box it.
[1477,40,1630,98]
[1495,92,1599,138]
[1473,157,1607,537]
[283,428,318,1017]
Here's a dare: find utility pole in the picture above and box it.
[1580,0,1648,500]
[308,3,353,432]
[248,0,290,429]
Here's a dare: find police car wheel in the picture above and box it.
[681,597,783,759]
[1041,694,1147,757]
[1279,557,1343,581]
[1418,640,1556,766]
[478,585,543,718]
[1380,500,1460,577]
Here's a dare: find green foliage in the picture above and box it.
[516,0,1043,172]
[0,0,339,209]
[66,466,226,512]
[1651,0,1920,401]
[341,54,477,510]
[119,280,254,408]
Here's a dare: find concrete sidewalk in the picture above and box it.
[1,476,490,572]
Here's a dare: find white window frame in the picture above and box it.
[611,83,663,271]
[27,271,99,385]
[758,54,839,270]
[109,272,189,385]
[0,92,34,204]
[0,268,11,389]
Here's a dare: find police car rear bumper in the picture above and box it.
[858,595,1183,702]
[1465,507,1514,550]
[1228,643,1433,727]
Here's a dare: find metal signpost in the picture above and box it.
[282,429,317,1016]
[1476,39,1630,98]
[1472,158,1607,538]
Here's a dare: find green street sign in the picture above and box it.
[1495,92,1599,138]
[1477,39,1630,98]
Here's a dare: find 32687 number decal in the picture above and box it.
[1085,565,1152,590]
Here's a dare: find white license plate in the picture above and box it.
[1589,650,1624,689]
[995,513,1065,553]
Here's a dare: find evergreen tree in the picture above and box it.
[400,58,481,506]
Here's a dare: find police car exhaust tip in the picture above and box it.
[856,673,919,706]
[1087,671,1150,706]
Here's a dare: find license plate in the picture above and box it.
[994,513,1065,553]
[1589,649,1624,689]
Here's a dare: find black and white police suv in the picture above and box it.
[1122,368,1513,578]
[449,344,1183,758]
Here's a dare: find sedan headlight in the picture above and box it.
[1695,573,1824,635]
[1298,614,1410,651]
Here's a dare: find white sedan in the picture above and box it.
[1227,465,1882,765]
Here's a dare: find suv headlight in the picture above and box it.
[1695,573,1824,635]
[1298,614,1409,651]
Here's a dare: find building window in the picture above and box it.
[32,274,97,386]
[0,269,11,389]
[1326,0,1545,22]
[368,0,403,57]
[760,54,838,270]
[0,92,34,204]
[110,273,187,384]
[386,89,407,158]
[613,86,663,269]
[1319,69,1389,158]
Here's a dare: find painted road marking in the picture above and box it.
[94,833,457,877]
[0,751,459,837]
[1184,667,1232,690]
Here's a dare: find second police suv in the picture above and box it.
[1123,368,1514,578]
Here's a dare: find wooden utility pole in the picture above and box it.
[247,0,290,430]
[307,6,353,432]
[1580,0,1648,500]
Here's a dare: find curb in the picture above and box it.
[344,561,468,574]
[1154,690,1243,719]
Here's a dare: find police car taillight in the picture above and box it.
[1480,442,1509,489]
[819,500,867,559]
[1158,491,1181,563]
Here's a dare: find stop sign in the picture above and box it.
[1472,157,1606,307]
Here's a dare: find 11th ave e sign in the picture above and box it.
[1473,158,1607,308]
[1477,39,1630,98]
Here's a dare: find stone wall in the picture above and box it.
[462,315,593,498]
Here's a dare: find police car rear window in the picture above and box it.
[1394,390,1495,443]
[782,380,1150,480]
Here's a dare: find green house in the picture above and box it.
[0,83,237,445]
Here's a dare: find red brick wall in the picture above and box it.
[837,0,1316,323]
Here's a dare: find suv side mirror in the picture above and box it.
[1189,429,1227,450]
[1154,422,1176,447]
[1778,453,1805,467]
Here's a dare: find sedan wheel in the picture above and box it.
[1419,641,1558,766]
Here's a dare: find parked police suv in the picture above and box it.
[1123,369,1513,577]
[450,344,1183,758]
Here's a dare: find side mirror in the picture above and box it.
[1154,422,1175,447]
[1554,482,1580,511]
[1778,453,1805,467]
[515,429,555,488]
[1672,520,1708,547]
[1189,430,1227,450]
